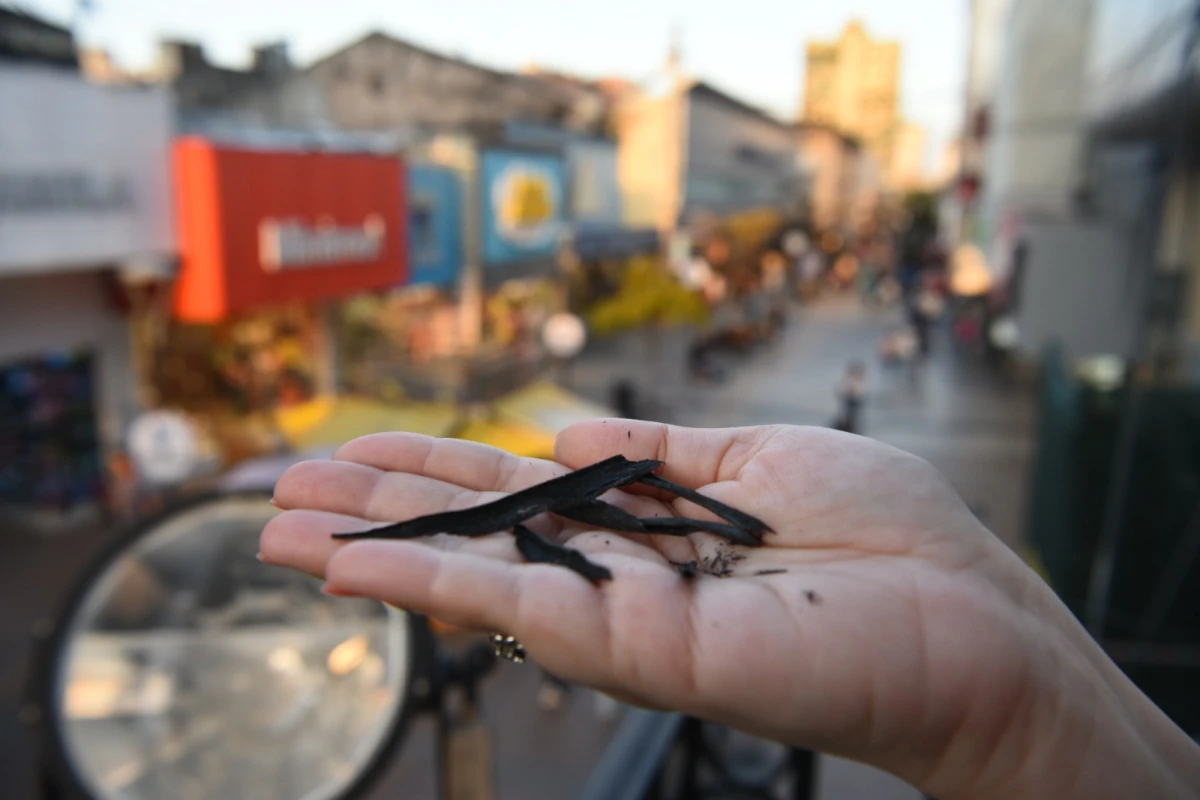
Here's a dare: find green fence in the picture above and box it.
[1026,347,1200,733]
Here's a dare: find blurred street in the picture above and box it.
[2,295,1031,799]
[572,295,1036,549]
[5,0,1199,794]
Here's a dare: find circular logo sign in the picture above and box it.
[127,410,200,485]
[493,163,561,247]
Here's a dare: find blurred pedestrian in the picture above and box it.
[908,271,946,358]
[833,360,867,433]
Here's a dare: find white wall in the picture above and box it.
[1015,221,1142,360]
[683,92,802,216]
[982,0,1093,252]
[0,66,175,275]
[0,271,138,458]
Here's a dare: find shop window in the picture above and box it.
[149,306,324,416]
[0,351,103,513]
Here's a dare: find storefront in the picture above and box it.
[161,138,408,462]
[336,163,466,399]
[0,66,174,520]
[560,140,704,334]
[476,147,570,363]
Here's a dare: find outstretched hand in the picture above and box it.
[261,420,1200,800]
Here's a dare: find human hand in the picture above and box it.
[261,421,1200,799]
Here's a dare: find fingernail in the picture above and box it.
[322,584,359,598]
[268,497,280,508]
[255,552,271,563]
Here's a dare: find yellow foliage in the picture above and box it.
[586,256,709,336]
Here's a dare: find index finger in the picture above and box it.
[334,432,566,494]
[555,420,777,488]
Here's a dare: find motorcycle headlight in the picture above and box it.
[34,493,416,800]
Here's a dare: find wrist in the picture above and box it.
[931,605,1200,800]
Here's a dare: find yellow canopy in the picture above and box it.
[453,418,558,460]
[274,396,461,451]
[455,381,615,460]
[491,380,614,435]
[273,382,614,459]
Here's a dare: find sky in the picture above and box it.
[28,0,968,167]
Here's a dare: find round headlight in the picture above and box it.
[38,494,413,800]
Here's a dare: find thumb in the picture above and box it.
[555,419,773,488]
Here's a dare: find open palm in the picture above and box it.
[262,420,1076,796]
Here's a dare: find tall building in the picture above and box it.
[890,121,928,191]
[802,20,901,181]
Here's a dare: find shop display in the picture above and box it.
[151,305,324,416]
[0,352,103,512]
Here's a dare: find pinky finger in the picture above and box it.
[323,539,638,689]
[324,540,524,632]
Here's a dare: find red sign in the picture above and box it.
[173,138,407,322]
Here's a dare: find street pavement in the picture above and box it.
[0,294,1035,800]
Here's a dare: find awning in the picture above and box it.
[454,418,558,460]
[492,380,615,435]
[272,382,614,459]
[274,396,460,451]
[456,381,615,460]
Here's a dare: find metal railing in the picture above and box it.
[578,710,817,800]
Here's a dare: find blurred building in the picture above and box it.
[952,0,1014,245]
[934,137,963,188]
[128,32,608,140]
[794,122,862,234]
[0,4,77,71]
[0,62,175,523]
[890,121,929,191]
[802,20,902,184]
[981,0,1200,377]
[983,0,1092,241]
[616,74,805,233]
[1082,0,1200,377]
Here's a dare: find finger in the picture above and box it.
[275,455,679,533]
[274,459,493,521]
[556,420,778,488]
[334,432,566,494]
[260,509,371,578]
[260,509,537,578]
[323,540,592,634]
[322,540,691,691]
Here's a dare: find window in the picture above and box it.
[370,73,385,95]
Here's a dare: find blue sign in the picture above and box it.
[481,150,567,267]
[407,164,463,286]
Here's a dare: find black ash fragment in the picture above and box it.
[334,455,660,540]
[674,560,699,580]
[804,590,821,605]
[513,524,612,583]
[637,474,772,538]
[557,499,760,547]
[640,516,760,546]
[754,568,788,576]
[332,455,768,583]
[701,548,746,578]
[557,499,648,532]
